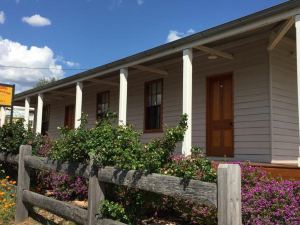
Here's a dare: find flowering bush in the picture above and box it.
[51,114,188,173]
[98,149,217,224]
[161,162,300,225]
[243,179,300,225]
[162,197,217,225]
[38,171,88,201]
[2,115,299,224]
[239,162,269,187]
[36,135,53,157]
[239,163,300,225]
[0,175,16,224]
[161,148,217,182]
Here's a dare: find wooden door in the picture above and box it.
[207,74,233,157]
[64,104,75,129]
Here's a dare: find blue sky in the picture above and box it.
[0,0,287,92]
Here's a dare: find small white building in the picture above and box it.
[0,106,34,129]
[13,1,300,167]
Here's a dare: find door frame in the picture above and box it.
[206,72,234,157]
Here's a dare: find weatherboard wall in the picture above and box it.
[269,38,300,165]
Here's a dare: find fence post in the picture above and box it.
[87,159,105,225]
[15,145,32,223]
[217,164,242,225]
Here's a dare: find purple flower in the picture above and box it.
[42,171,88,201]
[239,163,300,225]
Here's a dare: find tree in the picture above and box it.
[34,77,57,88]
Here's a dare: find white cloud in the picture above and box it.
[187,29,195,34]
[166,29,195,43]
[166,30,183,42]
[137,0,144,5]
[22,14,51,27]
[0,37,64,92]
[0,11,5,24]
[56,56,80,68]
[110,0,144,9]
[64,60,80,67]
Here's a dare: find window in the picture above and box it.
[97,91,110,120]
[64,104,75,129]
[144,79,163,131]
[42,105,50,135]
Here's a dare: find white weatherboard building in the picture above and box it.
[13,1,300,167]
[0,106,34,128]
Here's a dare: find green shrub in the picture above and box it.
[140,114,188,172]
[0,120,42,155]
[161,197,217,225]
[99,200,130,224]
[50,125,91,162]
[51,113,188,173]
[161,148,217,182]
[48,113,219,224]
[51,113,142,165]
[89,115,143,170]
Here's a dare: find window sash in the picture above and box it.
[145,79,163,131]
[97,91,110,120]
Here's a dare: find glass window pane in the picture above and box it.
[145,80,162,130]
[152,83,156,95]
[157,94,161,105]
[157,82,161,94]
[151,93,156,106]
[148,84,152,96]
[148,95,151,106]
[97,91,109,120]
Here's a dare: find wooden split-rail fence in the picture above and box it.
[0,145,242,225]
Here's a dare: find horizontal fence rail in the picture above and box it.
[23,154,217,206]
[0,152,18,164]
[23,190,88,225]
[0,146,242,225]
[97,167,217,206]
[24,155,90,178]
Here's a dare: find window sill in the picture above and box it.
[143,129,163,134]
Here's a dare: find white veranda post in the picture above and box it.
[0,107,5,127]
[119,68,128,125]
[24,97,30,130]
[36,94,44,134]
[182,48,193,156]
[295,15,300,166]
[75,82,83,129]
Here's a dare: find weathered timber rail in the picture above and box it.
[0,146,242,225]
